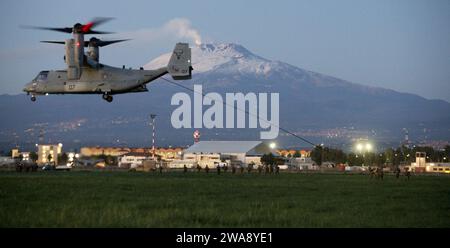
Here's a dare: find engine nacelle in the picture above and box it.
[64,34,84,80]
[65,39,80,80]
[73,33,84,67]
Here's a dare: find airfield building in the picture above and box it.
[10,148,30,162]
[182,141,274,168]
[118,152,151,168]
[81,147,183,161]
[410,152,450,173]
[37,144,63,165]
[277,149,311,158]
[80,147,130,157]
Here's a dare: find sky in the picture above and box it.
[0,0,449,101]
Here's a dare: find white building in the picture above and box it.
[0,156,15,166]
[288,157,317,170]
[118,152,151,168]
[410,152,450,173]
[37,144,63,165]
[183,141,273,168]
[11,149,30,161]
[168,159,197,169]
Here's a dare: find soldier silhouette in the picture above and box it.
[405,167,411,180]
[395,167,401,179]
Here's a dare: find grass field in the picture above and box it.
[0,171,449,227]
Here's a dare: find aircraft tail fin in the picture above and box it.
[167,43,192,80]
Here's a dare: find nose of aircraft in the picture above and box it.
[23,82,35,92]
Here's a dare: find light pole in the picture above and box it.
[150,114,157,160]
[320,143,324,166]
[394,153,398,166]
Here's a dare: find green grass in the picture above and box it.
[0,171,449,227]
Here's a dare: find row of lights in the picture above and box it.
[355,142,373,153]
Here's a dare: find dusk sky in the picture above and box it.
[0,0,449,101]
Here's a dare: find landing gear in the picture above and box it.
[102,94,113,102]
[31,95,36,102]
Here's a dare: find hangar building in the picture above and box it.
[182,141,274,168]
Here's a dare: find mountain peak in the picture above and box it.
[145,42,269,73]
[197,43,254,57]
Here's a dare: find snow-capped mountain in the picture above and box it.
[145,43,271,74]
[145,43,382,89]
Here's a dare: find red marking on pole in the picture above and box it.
[193,130,200,143]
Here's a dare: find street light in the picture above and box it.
[365,143,372,152]
[355,142,373,153]
[356,143,363,152]
[269,142,276,149]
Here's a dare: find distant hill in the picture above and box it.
[1,43,449,151]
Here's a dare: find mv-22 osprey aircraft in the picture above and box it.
[22,18,192,102]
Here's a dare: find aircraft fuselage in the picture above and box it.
[24,65,167,96]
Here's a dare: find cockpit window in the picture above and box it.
[34,71,49,82]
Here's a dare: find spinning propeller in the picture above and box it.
[21,17,114,34]
[41,37,129,47]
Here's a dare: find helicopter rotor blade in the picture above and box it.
[81,17,115,34]
[85,38,130,47]
[97,39,129,47]
[83,30,114,35]
[39,38,129,47]
[21,25,72,33]
[21,17,115,34]
[40,41,65,45]
[88,17,115,28]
